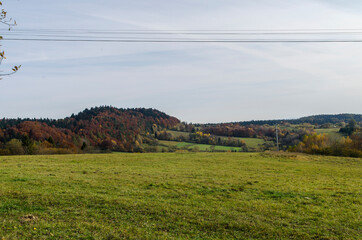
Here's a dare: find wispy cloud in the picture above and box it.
[0,0,361,122]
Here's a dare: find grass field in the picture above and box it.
[0,153,361,239]
[159,140,242,151]
[167,130,265,149]
[236,138,265,149]
[315,128,343,139]
[167,130,190,138]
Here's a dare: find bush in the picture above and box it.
[6,139,24,155]
[144,146,158,152]
[0,149,11,155]
[192,146,200,152]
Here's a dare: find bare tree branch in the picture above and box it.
[0,1,20,80]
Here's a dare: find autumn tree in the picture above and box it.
[0,1,20,79]
[339,118,358,136]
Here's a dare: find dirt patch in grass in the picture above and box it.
[20,214,38,223]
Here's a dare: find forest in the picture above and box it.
[0,107,360,157]
[0,107,180,154]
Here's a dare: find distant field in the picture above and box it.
[315,128,342,138]
[237,137,266,148]
[0,153,360,239]
[315,128,340,133]
[280,124,314,131]
[159,140,242,151]
[167,130,265,149]
[167,130,190,138]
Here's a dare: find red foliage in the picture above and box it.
[0,107,180,153]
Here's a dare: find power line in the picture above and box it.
[2,28,362,43]
[4,29,362,35]
[4,32,362,36]
[2,38,362,43]
[4,28,362,35]
[6,28,362,31]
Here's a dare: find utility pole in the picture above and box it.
[276,124,279,152]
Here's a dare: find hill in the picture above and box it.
[206,113,362,126]
[0,106,180,153]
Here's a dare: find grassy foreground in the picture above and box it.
[0,153,361,239]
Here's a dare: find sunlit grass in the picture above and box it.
[0,153,360,239]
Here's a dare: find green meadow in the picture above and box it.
[0,153,361,239]
[166,130,266,149]
[158,140,242,151]
[315,128,343,139]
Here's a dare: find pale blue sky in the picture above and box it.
[0,0,361,123]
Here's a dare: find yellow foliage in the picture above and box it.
[196,131,211,138]
[344,136,353,145]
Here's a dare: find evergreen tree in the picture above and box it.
[21,135,34,155]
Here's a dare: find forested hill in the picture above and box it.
[296,114,362,125]
[205,114,362,126]
[0,109,360,155]
[0,107,180,153]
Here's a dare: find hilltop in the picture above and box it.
[0,106,179,153]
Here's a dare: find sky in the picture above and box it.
[0,0,361,123]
